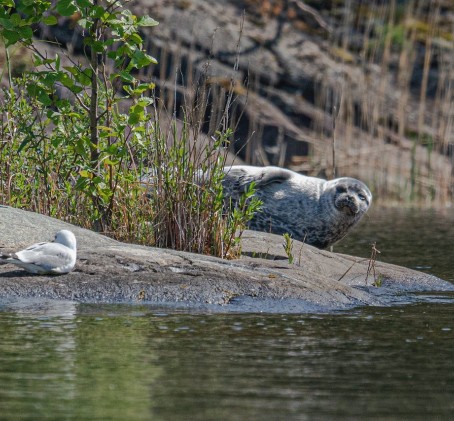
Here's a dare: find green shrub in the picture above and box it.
[0,0,260,258]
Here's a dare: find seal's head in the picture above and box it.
[330,178,372,217]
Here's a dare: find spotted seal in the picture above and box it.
[222,165,372,248]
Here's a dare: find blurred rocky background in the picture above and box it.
[2,0,453,205]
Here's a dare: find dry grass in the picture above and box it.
[143,0,454,205]
[311,1,454,205]
[25,2,454,205]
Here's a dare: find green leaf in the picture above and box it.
[58,72,74,88]
[1,28,21,46]
[1,18,33,45]
[128,102,148,125]
[123,83,154,96]
[137,16,159,27]
[10,13,21,26]
[51,136,63,148]
[69,85,83,94]
[118,71,135,83]
[33,55,55,66]
[26,83,52,106]
[98,126,114,133]
[42,15,58,25]
[56,0,77,17]
[41,71,58,88]
[140,82,156,90]
[38,91,53,106]
[79,169,92,179]
[85,39,105,53]
[137,97,154,107]
[74,138,87,156]
[18,25,33,40]
[1,0,15,8]
[128,114,139,125]
[129,50,157,70]
[105,158,118,165]
[17,135,32,153]
[76,0,90,7]
[92,176,103,185]
[128,32,143,46]
[0,17,15,30]
[20,0,39,7]
[91,5,106,19]
[75,68,92,86]
[56,98,71,110]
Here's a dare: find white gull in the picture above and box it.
[0,230,77,275]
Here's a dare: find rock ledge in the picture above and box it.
[1,206,452,313]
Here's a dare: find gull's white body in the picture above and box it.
[0,230,77,275]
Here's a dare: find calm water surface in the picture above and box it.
[0,208,453,420]
[335,207,454,283]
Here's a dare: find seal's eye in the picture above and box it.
[336,185,347,193]
[358,193,366,201]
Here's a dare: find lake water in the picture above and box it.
[335,207,454,283]
[0,208,453,420]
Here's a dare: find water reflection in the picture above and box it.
[0,301,78,417]
[0,207,453,419]
[0,302,160,420]
[335,207,454,283]
[0,303,453,419]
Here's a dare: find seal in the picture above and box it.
[222,165,372,248]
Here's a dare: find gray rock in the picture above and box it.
[0,206,452,312]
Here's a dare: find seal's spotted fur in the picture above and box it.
[222,166,372,249]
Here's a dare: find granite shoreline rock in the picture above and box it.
[0,205,452,313]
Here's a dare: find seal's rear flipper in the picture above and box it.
[256,167,293,187]
[223,166,292,195]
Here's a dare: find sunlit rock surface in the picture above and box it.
[1,206,452,312]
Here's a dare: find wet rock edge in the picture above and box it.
[1,206,453,313]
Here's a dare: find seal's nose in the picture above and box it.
[345,196,359,215]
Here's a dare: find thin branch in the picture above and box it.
[292,0,333,34]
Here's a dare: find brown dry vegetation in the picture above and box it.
[140,0,454,206]
[1,0,454,206]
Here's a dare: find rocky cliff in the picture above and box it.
[132,0,454,204]
[8,0,454,204]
